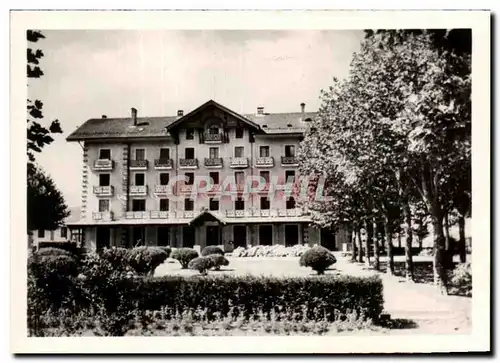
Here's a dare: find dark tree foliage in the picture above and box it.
[27,166,69,232]
[27,30,62,165]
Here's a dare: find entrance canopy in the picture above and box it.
[189,209,228,226]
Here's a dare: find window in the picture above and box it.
[209,147,219,159]
[99,149,111,160]
[209,172,219,185]
[184,198,194,211]
[160,199,169,211]
[160,173,170,185]
[260,146,270,157]
[159,148,170,160]
[235,198,245,210]
[208,126,219,135]
[135,148,146,161]
[50,230,55,240]
[285,170,296,183]
[209,198,219,211]
[286,197,296,210]
[235,171,245,184]
[285,145,296,157]
[132,199,146,211]
[185,147,195,159]
[234,146,244,157]
[260,197,270,210]
[99,174,110,186]
[60,227,68,239]
[134,173,145,186]
[186,128,195,140]
[157,227,170,246]
[99,199,110,212]
[235,128,243,139]
[37,229,45,238]
[260,171,270,183]
[185,172,194,185]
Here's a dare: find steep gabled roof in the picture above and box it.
[66,116,178,141]
[165,99,261,131]
[189,209,227,226]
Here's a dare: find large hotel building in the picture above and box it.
[67,100,346,251]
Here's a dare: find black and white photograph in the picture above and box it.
[10,10,490,354]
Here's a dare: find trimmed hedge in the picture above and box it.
[127,246,169,276]
[171,248,199,269]
[188,256,213,275]
[206,254,229,270]
[201,246,224,256]
[299,246,337,274]
[109,275,384,322]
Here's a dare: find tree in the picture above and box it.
[27,166,69,232]
[27,30,68,234]
[27,30,62,167]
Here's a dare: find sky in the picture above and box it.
[28,30,364,208]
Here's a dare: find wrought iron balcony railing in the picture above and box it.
[93,186,114,197]
[130,159,148,170]
[255,156,274,168]
[154,158,173,169]
[93,159,114,171]
[281,156,298,165]
[129,185,148,196]
[204,157,223,168]
[179,158,199,169]
[204,133,222,143]
[92,211,114,221]
[230,157,249,168]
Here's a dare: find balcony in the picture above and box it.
[255,156,274,168]
[204,157,223,168]
[130,159,148,170]
[154,159,173,170]
[183,211,194,218]
[180,184,193,193]
[151,211,170,219]
[92,211,114,221]
[281,156,299,166]
[179,158,199,169]
[154,185,170,196]
[230,157,249,168]
[223,208,304,219]
[93,186,114,197]
[204,133,222,144]
[129,185,148,197]
[93,159,114,171]
[126,211,150,219]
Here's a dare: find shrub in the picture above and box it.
[206,254,229,270]
[157,246,172,258]
[171,248,199,269]
[299,246,337,274]
[127,246,169,276]
[201,246,224,256]
[37,241,79,255]
[188,257,213,275]
[449,262,472,297]
[28,251,79,279]
[36,247,74,258]
[111,274,384,322]
[100,247,130,269]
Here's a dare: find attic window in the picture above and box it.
[262,124,267,128]
[304,118,312,122]
[287,124,293,128]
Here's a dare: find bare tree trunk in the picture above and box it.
[365,220,372,267]
[431,212,448,294]
[443,212,454,269]
[458,215,467,263]
[356,227,364,263]
[403,201,414,281]
[372,219,380,270]
[350,226,357,262]
[397,231,402,248]
[384,216,394,275]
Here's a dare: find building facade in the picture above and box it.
[67,100,346,252]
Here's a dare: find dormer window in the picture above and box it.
[262,125,268,128]
[186,128,195,140]
[287,124,293,128]
[235,128,243,139]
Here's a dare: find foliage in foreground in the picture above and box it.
[201,246,225,256]
[188,257,213,275]
[31,308,378,337]
[448,262,472,297]
[206,254,230,270]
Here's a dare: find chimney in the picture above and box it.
[101,115,107,119]
[177,110,184,117]
[131,107,138,126]
[257,106,264,115]
[300,103,305,113]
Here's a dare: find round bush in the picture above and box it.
[100,247,130,269]
[299,246,337,275]
[201,246,224,256]
[127,246,169,276]
[28,252,79,279]
[206,254,229,270]
[188,256,213,275]
[157,246,172,258]
[171,248,199,269]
